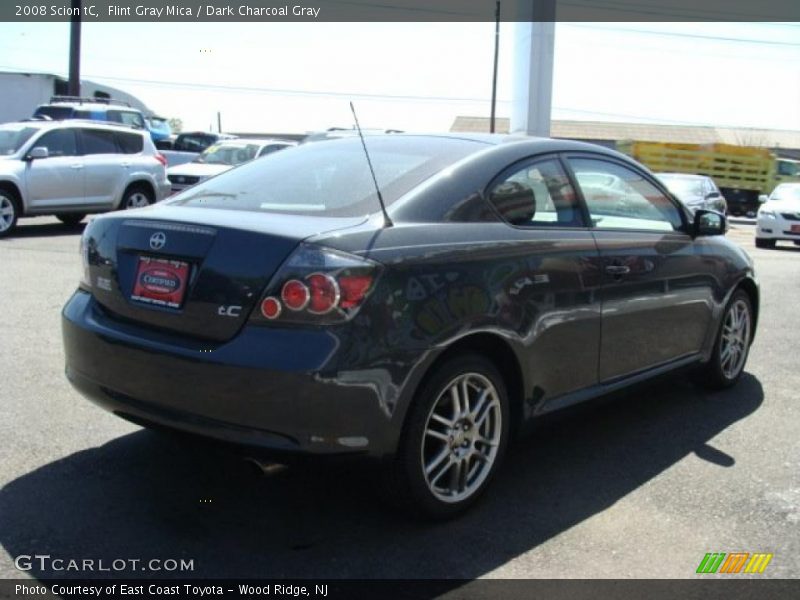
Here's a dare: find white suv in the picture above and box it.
[0,120,170,237]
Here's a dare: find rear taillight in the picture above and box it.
[255,244,380,324]
[79,226,92,289]
[155,153,167,167]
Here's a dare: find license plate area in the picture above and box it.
[791,224,800,234]
[131,256,191,309]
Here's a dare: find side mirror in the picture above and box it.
[705,191,721,200]
[27,146,49,160]
[694,209,726,237]
[758,194,769,204]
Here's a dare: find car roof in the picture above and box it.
[38,101,141,112]
[9,119,147,134]
[655,172,710,180]
[353,132,631,160]
[212,138,296,147]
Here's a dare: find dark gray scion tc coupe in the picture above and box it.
[62,134,758,517]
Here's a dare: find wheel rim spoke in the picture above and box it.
[720,299,750,379]
[421,371,502,504]
[425,429,450,443]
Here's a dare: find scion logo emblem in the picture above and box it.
[149,232,166,250]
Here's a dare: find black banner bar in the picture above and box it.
[3,0,800,23]
[1,579,798,600]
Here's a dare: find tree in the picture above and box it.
[168,118,183,134]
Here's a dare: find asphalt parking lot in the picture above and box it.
[0,217,798,580]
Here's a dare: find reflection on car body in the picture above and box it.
[62,134,758,518]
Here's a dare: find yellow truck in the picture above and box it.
[618,141,800,216]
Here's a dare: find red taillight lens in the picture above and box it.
[339,275,373,309]
[307,273,339,314]
[155,153,168,167]
[254,244,381,325]
[281,279,310,311]
[260,297,281,319]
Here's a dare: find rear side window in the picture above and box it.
[569,157,684,232]
[115,131,143,154]
[35,129,78,157]
[80,129,118,155]
[488,158,583,227]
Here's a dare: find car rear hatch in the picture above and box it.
[84,206,367,342]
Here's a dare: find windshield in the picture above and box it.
[770,185,800,202]
[170,136,485,217]
[0,125,39,155]
[193,143,261,166]
[658,176,704,199]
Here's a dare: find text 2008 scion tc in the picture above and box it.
[62,134,758,518]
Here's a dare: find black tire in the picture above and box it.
[0,189,20,238]
[56,213,86,226]
[120,185,154,210]
[694,289,753,390]
[384,354,510,519]
[755,238,775,249]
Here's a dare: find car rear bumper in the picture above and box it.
[62,290,401,459]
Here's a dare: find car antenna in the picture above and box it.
[350,101,393,228]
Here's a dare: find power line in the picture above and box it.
[560,0,800,22]
[31,69,513,105]
[567,23,800,47]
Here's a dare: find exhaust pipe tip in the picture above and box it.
[244,457,288,477]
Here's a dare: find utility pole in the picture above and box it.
[489,1,500,133]
[68,0,81,96]
[217,111,222,133]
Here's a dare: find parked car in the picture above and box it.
[0,120,170,236]
[32,96,173,146]
[160,132,239,168]
[655,173,727,215]
[145,116,172,144]
[167,138,296,194]
[62,135,758,518]
[33,96,147,129]
[172,132,237,153]
[755,182,800,248]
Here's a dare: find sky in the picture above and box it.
[0,20,798,134]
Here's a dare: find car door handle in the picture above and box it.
[605,265,631,276]
[70,164,83,169]
[120,162,131,168]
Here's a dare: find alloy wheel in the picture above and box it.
[125,192,151,209]
[720,298,751,380]
[0,195,15,233]
[421,372,502,503]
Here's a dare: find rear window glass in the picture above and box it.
[174,134,216,152]
[168,136,485,217]
[115,131,143,154]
